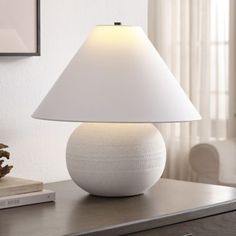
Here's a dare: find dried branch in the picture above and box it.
[0,144,13,179]
[0,150,10,159]
[0,144,8,149]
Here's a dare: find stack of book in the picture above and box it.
[0,177,55,209]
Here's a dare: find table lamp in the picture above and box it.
[33,23,201,197]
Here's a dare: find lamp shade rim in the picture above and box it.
[31,114,202,123]
[95,24,135,27]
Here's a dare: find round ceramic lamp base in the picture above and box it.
[66,123,166,197]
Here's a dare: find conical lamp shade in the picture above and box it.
[33,25,201,122]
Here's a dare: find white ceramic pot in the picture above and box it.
[66,123,166,197]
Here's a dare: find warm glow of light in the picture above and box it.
[85,26,146,48]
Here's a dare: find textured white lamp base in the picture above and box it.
[66,123,166,197]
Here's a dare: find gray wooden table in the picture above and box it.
[0,178,236,236]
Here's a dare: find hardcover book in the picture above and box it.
[0,189,55,209]
[0,177,43,197]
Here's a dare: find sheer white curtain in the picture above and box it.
[148,0,236,180]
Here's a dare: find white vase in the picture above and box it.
[66,123,166,197]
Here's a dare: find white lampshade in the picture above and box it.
[33,25,201,123]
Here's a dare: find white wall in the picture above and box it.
[0,0,147,183]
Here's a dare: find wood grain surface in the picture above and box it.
[0,178,236,236]
[128,211,236,236]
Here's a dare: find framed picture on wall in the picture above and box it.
[0,0,40,56]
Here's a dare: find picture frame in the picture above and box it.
[0,0,40,56]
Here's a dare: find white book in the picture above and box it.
[0,189,55,209]
[0,177,43,197]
